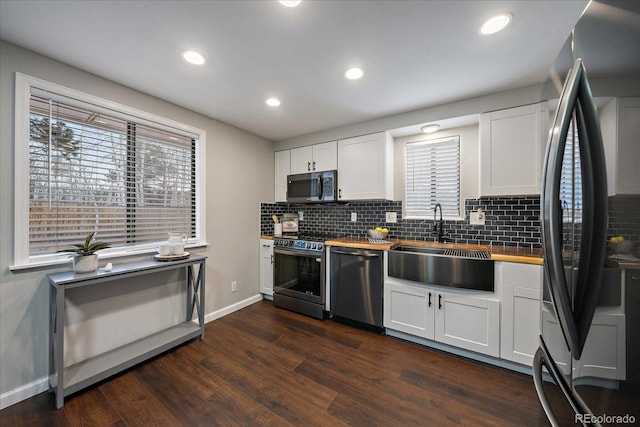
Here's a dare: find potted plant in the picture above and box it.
[58,232,110,273]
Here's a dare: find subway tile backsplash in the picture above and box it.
[261,195,640,251]
[261,197,542,249]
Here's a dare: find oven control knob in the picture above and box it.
[306,242,311,249]
[311,243,317,250]
[317,243,323,251]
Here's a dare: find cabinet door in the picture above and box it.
[290,146,313,174]
[274,150,290,202]
[574,313,626,380]
[616,97,640,194]
[498,262,542,366]
[501,286,540,365]
[311,141,337,172]
[435,292,500,357]
[479,103,545,196]
[384,281,434,338]
[338,132,393,200]
[259,239,274,295]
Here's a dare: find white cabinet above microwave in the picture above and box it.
[290,141,337,174]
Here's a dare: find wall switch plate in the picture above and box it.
[470,210,485,225]
[386,212,397,223]
[231,281,237,292]
[298,211,304,221]
[351,212,357,222]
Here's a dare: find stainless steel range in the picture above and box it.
[273,236,327,319]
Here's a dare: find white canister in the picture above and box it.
[274,223,283,237]
[158,243,172,255]
[171,243,185,255]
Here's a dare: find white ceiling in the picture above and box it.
[0,0,591,141]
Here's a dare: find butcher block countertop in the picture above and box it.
[328,238,544,265]
[263,235,544,265]
[261,235,640,268]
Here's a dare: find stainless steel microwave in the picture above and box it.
[287,170,337,203]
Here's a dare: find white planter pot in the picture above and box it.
[73,254,98,273]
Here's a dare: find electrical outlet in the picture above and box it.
[470,209,485,225]
[385,212,397,223]
[231,281,237,292]
[298,211,304,221]
[351,212,357,222]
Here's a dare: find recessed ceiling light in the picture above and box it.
[266,98,281,107]
[345,67,364,80]
[183,50,205,65]
[279,0,301,7]
[480,13,512,35]
[421,124,440,133]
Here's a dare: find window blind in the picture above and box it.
[29,95,195,255]
[405,136,460,218]
[559,122,583,221]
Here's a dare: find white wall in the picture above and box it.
[0,41,274,407]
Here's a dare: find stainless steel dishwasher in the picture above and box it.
[329,246,383,331]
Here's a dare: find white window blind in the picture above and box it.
[405,136,460,218]
[28,94,196,255]
[560,122,583,221]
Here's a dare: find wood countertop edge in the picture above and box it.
[260,235,640,268]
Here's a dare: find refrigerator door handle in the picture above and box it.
[541,58,608,359]
[533,337,600,427]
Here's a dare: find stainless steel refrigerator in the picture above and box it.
[533,1,640,425]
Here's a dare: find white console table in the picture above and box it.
[47,255,206,408]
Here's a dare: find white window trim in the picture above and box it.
[11,72,208,270]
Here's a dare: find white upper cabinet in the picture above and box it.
[338,132,393,201]
[479,103,547,196]
[601,97,640,195]
[274,150,290,202]
[290,141,337,174]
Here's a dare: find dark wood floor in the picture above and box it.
[1,300,638,426]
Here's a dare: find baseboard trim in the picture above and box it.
[1,295,264,410]
[0,377,49,410]
[204,294,263,323]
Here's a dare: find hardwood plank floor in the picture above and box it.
[2,300,638,426]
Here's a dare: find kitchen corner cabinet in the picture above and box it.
[384,280,500,357]
[498,262,542,366]
[290,141,337,174]
[338,132,393,201]
[601,97,640,195]
[479,103,547,196]
[259,238,274,295]
[274,150,291,202]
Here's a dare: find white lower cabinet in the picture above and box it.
[259,239,274,295]
[499,262,542,366]
[384,280,500,357]
[542,302,626,381]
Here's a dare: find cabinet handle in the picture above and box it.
[438,294,442,310]
[270,255,273,264]
[428,292,432,307]
[307,161,311,171]
[312,161,316,171]
[339,188,342,199]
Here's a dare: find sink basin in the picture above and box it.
[388,245,494,291]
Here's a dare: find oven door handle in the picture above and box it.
[274,248,322,257]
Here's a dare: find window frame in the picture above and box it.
[12,73,208,270]
[403,135,462,220]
